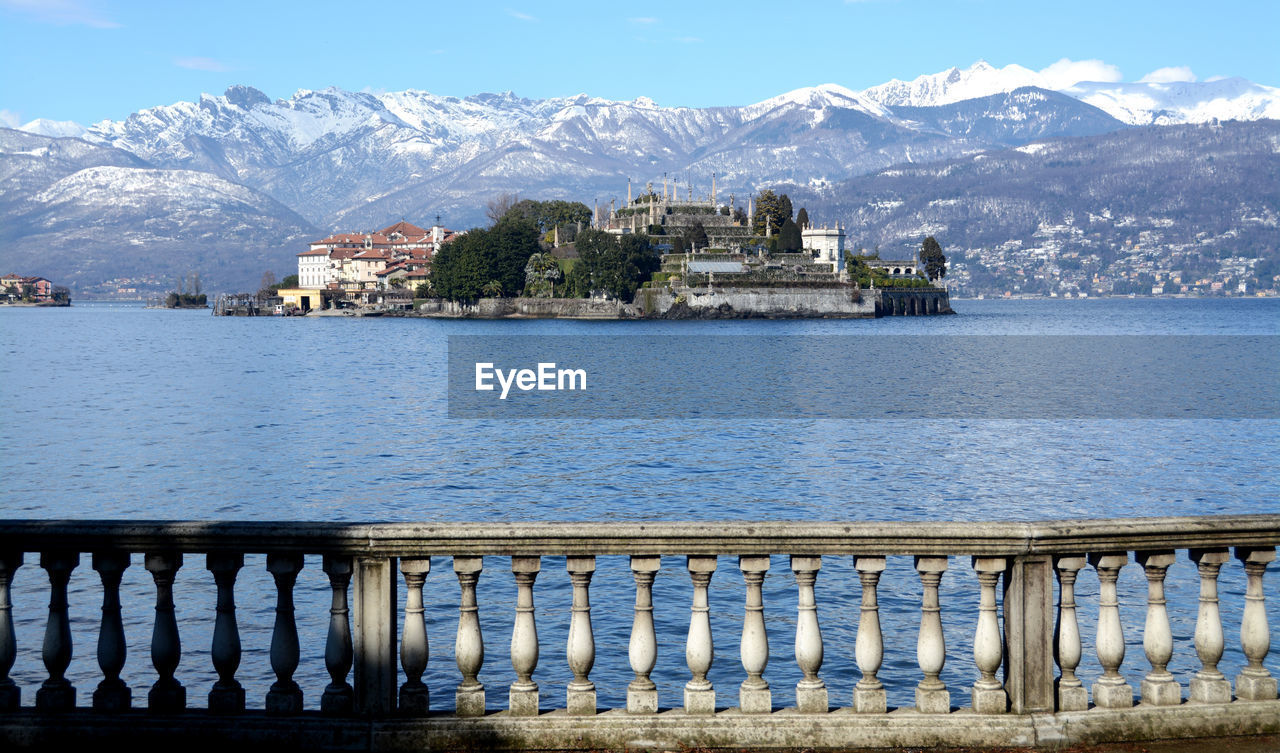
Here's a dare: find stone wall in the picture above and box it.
[415,297,637,319]
[638,285,874,318]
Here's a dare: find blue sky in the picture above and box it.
[2,0,1277,126]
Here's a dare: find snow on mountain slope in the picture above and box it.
[1063,77,1280,125]
[863,61,1280,125]
[18,119,87,139]
[862,61,1043,108]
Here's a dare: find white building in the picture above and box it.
[802,223,846,271]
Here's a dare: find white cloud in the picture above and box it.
[1138,66,1197,84]
[628,16,658,24]
[1037,58,1123,88]
[0,109,22,128]
[175,56,231,72]
[506,8,537,22]
[0,0,119,28]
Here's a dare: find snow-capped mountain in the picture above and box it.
[3,64,1277,293]
[860,61,1280,126]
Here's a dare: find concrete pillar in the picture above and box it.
[566,556,597,715]
[853,556,886,713]
[1234,546,1277,700]
[453,556,485,716]
[914,556,949,713]
[399,558,431,715]
[0,552,21,711]
[791,555,827,713]
[627,556,660,714]
[1190,549,1231,703]
[321,555,354,714]
[146,551,185,712]
[971,557,1008,713]
[1051,556,1088,711]
[1005,554,1055,713]
[1090,552,1133,709]
[92,551,131,712]
[1137,551,1180,706]
[684,555,717,714]
[509,556,540,716]
[266,553,304,713]
[738,555,771,713]
[354,556,397,714]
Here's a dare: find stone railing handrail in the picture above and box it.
[1,514,1275,556]
[0,514,1277,752]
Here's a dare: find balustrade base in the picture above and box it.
[853,686,885,714]
[267,685,304,714]
[1190,676,1232,704]
[399,686,429,716]
[971,684,1007,714]
[567,688,597,716]
[456,686,485,717]
[626,688,657,715]
[3,701,1276,752]
[320,687,353,715]
[92,682,131,712]
[148,684,186,713]
[914,687,950,714]
[1092,680,1133,709]
[684,687,715,715]
[1055,680,1088,712]
[1234,673,1278,701]
[0,684,20,712]
[796,686,828,714]
[739,685,771,714]
[509,688,538,717]
[210,685,246,714]
[35,682,75,712]
[1141,678,1182,707]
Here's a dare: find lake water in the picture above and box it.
[0,298,1277,712]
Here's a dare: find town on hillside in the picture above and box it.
[222,182,951,319]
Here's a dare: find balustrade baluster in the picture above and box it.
[207,552,245,713]
[92,551,131,711]
[627,555,659,714]
[1137,551,1179,706]
[37,551,78,712]
[265,553,304,713]
[399,558,431,715]
[509,556,540,716]
[852,556,886,713]
[1189,548,1231,703]
[738,555,771,713]
[566,555,596,716]
[1234,546,1277,700]
[791,555,826,713]
[453,556,485,716]
[971,557,1007,713]
[0,552,20,712]
[914,556,949,713]
[1053,556,1087,711]
[146,552,185,712]
[1089,552,1132,709]
[684,555,717,714]
[321,556,354,713]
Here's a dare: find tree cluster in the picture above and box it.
[564,230,660,301]
[751,190,794,237]
[430,217,542,301]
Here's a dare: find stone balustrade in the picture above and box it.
[0,516,1276,751]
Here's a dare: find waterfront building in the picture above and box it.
[297,220,454,291]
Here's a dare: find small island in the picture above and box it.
[1,274,70,306]
[226,180,951,319]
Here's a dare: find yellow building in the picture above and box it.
[275,287,324,312]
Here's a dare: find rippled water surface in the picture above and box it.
[1,298,1276,711]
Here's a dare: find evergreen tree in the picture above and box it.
[796,207,809,229]
[751,190,794,236]
[919,236,948,282]
[684,221,708,251]
[778,218,803,253]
